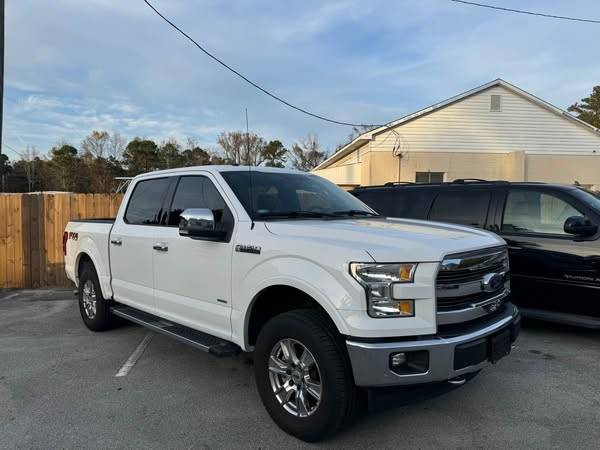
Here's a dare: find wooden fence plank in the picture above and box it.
[0,193,123,288]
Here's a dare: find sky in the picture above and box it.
[3,0,600,160]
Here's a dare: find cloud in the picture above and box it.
[4,0,600,159]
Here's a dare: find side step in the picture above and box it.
[110,305,241,356]
[519,307,600,329]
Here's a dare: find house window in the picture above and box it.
[415,172,444,183]
[490,94,502,112]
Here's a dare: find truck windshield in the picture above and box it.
[221,171,378,220]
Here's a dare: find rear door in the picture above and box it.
[110,177,173,313]
[152,174,235,339]
[428,188,493,229]
[498,187,600,317]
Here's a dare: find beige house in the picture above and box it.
[313,79,600,190]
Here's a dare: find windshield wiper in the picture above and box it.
[331,210,380,217]
[257,211,336,219]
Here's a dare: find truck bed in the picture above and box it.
[69,218,115,223]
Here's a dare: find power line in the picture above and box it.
[142,0,379,128]
[449,0,600,24]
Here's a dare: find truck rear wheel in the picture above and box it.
[78,262,115,331]
[254,309,360,442]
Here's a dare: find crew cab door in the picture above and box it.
[498,188,600,318]
[152,174,235,340]
[110,177,172,313]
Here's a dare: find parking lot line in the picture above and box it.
[115,332,153,377]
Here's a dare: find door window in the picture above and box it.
[415,172,444,183]
[502,190,581,235]
[124,178,171,225]
[429,190,491,228]
[167,176,233,234]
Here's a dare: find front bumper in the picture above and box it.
[346,303,520,387]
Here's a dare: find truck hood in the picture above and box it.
[264,217,505,262]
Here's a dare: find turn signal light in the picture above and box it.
[394,300,414,316]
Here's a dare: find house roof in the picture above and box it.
[314,78,600,170]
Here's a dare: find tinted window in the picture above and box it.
[416,172,444,183]
[502,190,581,235]
[221,171,373,219]
[353,189,433,219]
[429,190,491,228]
[167,176,233,237]
[124,178,170,225]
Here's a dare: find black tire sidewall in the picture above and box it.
[78,264,112,331]
[254,310,353,442]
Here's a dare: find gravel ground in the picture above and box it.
[1,288,599,449]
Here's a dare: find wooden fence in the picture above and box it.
[0,193,123,289]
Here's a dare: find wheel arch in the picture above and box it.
[244,284,349,350]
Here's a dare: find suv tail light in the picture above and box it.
[62,231,68,256]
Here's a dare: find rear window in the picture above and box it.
[124,178,170,225]
[429,190,491,228]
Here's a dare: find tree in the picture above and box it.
[568,85,600,129]
[0,153,11,191]
[158,138,184,169]
[48,144,79,191]
[81,130,110,158]
[336,125,376,150]
[290,134,328,171]
[122,138,160,175]
[217,131,266,166]
[181,138,211,166]
[108,132,126,159]
[261,140,287,167]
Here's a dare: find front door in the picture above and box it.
[152,174,235,340]
[110,177,172,314]
[499,188,600,317]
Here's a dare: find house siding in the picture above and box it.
[371,85,600,155]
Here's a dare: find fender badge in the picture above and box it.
[235,244,261,255]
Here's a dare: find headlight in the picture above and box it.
[350,263,417,318]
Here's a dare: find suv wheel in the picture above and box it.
[254,309,360,442]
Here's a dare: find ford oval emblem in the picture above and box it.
[481,273,504,292]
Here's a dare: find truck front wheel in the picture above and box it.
[254,309,360,442]
[78,262,115,331]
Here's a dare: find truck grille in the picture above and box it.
[436,246,510,323]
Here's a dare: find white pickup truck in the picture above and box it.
[64,166,520,441]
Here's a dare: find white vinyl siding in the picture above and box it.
[371,86,600,155]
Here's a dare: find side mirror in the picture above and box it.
[179,208,227,241]
[564,216,598,237]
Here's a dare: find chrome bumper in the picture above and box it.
[346,303,520,387]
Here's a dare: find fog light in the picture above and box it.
[391,352,406,367]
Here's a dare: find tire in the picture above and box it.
[78,262,115,331]
[254,309,361,442]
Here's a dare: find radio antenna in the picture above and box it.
[246,108,255,230]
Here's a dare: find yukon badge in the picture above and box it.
[235,244,261,255]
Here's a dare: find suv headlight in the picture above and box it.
[350,263,417,318]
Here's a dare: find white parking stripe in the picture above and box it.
[115,333,153,377]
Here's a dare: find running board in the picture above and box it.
[110,305,241,356]
[519,307,600,329]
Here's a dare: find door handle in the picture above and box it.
[110,238,122,246]
[153,242,168,252]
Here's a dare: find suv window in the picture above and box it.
[353,189,433,219]
[124,178,170,225]
[502,190,581,235]
[429,190,491,228]
[167,176,233,232]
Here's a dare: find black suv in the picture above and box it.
[352,180,600,328]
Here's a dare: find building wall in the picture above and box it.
[313,84,600,188]
[372,85,600,155]
[525,154,600,189]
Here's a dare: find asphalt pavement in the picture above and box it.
[1,289,599,449]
